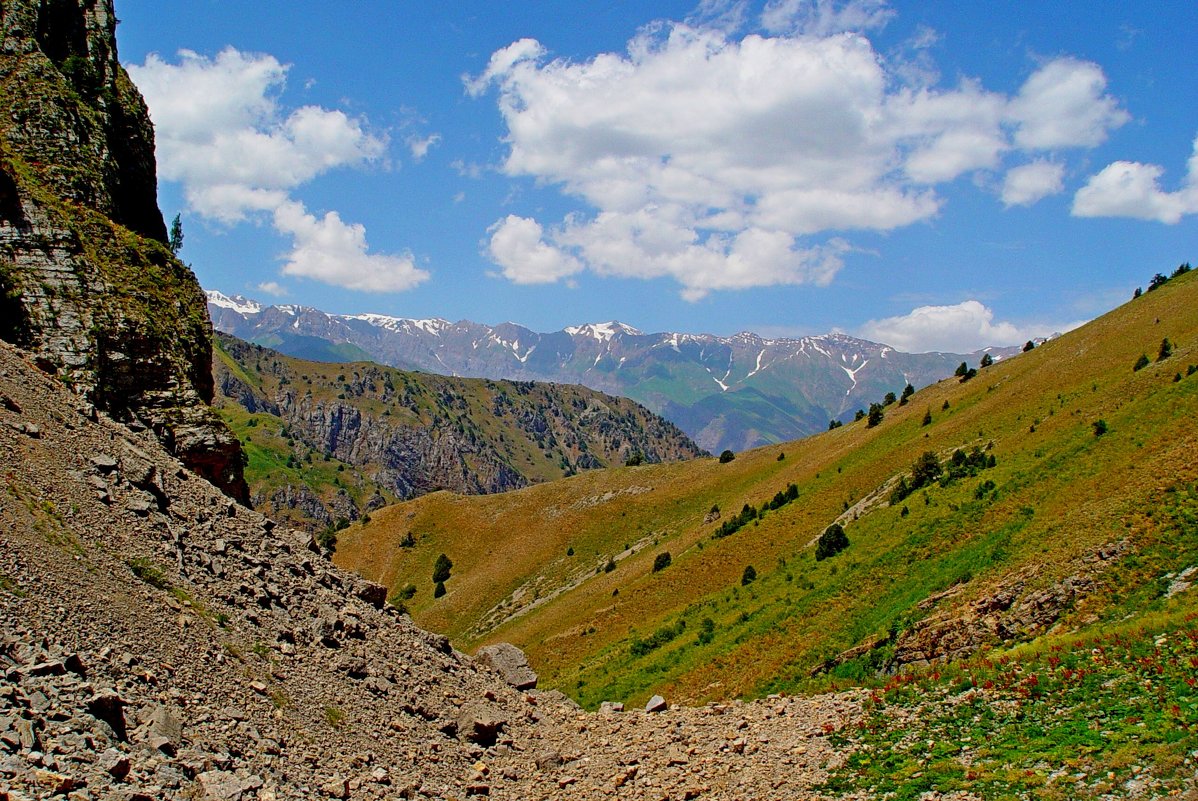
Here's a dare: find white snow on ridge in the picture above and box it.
[564,321,643,342]
[343,313,451,336]
[205,290,262,316]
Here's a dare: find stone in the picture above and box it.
[456,707,505,747]
[474,643,538,691]
[600,701,625,714]
[90,454,119,473]
[645,695,668,712]
[99,748,130,779]
[534,750,564,771]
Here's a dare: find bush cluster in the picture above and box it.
[815,523,849,561]
[630,619,686,657]
[712,483,799,540]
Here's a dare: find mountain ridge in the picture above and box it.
[207,289,1028,453]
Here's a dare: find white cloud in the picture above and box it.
[1073,136,1198,223]
[274,202,429,292]
[131,48,426,294]
[859,300,1081,353]
[407,133,441,161]
[1010,58,1129,150]
[255,281,288,296]
[470,23,1125,299]
[486,215,583,284]
[761,0,894,36]
[1001,160,1065,207]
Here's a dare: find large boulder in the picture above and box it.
[475,643,538,691]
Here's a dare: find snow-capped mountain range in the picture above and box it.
[207,290,1022,453]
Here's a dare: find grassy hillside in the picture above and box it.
[213,334,704,532]
[338,267,1198,713]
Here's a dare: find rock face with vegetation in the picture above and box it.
[0,0,246,500]
[213,333,705,532]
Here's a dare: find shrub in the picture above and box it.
[1093,419,1109,436]
[1133,354,1150,372]
[1148,272,1169,291]
[1023,340,1036,352]
[652,552,672,572]
[777,452,785,461]
[604,558,616,573]
[741,565,757,585]
[1133,287,1142,299]
[625,451,644,466]
[854,409,865,422]
[828,419,843,430]
[1158,338,1174,361]
[942,400,950,410]
[567,546,574,556]
[867,403,884,428]
[432,553,453,584]
[718,449,735,464]
[900,383,915,405]
[400,531,416,548]
[1189,365,1198,377]
[815,523,849,561]
[433,581,446,598]
[883,391,897,406]
[980,353,994,368]
[696,617,715,645]
[922,409,932,426]
[954,361,969,377]
[630,620,686,657]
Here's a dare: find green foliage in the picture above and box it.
[400,531,416,548]
[567,546,574,556]
[883,391,897,406]
[718,449,735,464]
[899,383,914,406]
[921,409,932,426]
[741,565,757,585]
[432,553,453,584]
[1133,353,1150,371]
[1023,340,1036,351]
[867,403,884,428]
[630,619,686,657]
[828,419,843,430]
[1148,272,1169,291]
[854,409,866,422]
[696,617,715,645]
[604,558,616,573]
[652,552,672,572]
[713,483,798,540]
[1158,337,1174,361]
[433,581,447,598]
[127,557,170,590]
[1092,419,1109,436]
[168,214,184,255]
[625,451,644,466]
[980,353,994,368]
[815,523,849,561]
[1189,364,1198,377]
[954,361,969,377]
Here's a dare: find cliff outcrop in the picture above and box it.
[0,0,246,500]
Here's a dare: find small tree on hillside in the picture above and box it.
[741,565,757,585]
[1158,338,1174,362]
[719,450,735,464]
[922,408,932,426]
[1023,340,1036,352]
[900,383,915,405]
[980,353,994,368]
[883,391,897,406]
[955,361,969,377]
[815,523,849,561]
[432,553,453,584]
[1133,354,1150,372]
[867,402,884,428]
[652,552,672,572]
[168,214,184,255]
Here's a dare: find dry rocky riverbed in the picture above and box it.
[0,339,869,799]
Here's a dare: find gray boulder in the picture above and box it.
[475,643,538,690]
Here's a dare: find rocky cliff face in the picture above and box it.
[214,334,706,531]
[0,0,247,501]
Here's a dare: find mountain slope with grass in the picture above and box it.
[212,333,705,533]
[338,265,1198,715]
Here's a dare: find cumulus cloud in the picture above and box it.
[1001,160,1065,207]
[858,300,1081,353]
[274,202,429,292]
[1010,58,1128,150]
[468,22,1126,299]
[255,281,288,296]
[131,48,426,293]
[486,215,583,284]
[1073,136,1198,223]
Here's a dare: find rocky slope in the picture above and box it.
[0,0,245,500]
[0,338,871,801]
[208,291,1025,454]
[213,334,705,533]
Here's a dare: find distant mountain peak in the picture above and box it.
[205,289,263,316]
[563,321,644,341]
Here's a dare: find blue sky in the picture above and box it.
[116,0,1197,351]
